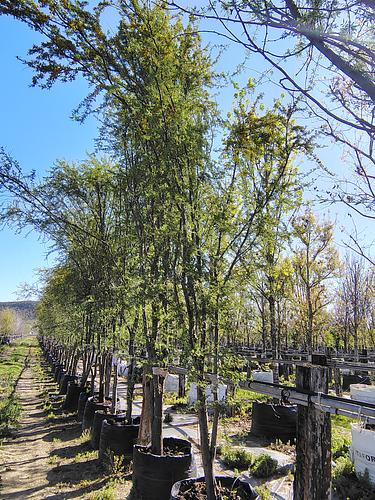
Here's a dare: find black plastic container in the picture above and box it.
[251,401,297,443]
[98,415,139,459]
[133,437,196,500]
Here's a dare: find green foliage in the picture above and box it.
[0,338,35,435]
[0,395,22,436]
[331,414,352,460]
[255,485,272,500]
[332,457,375,500]
[226,388,269,418]
[163,412,173,424]
[220,445,253,470]
[251,454,278,478]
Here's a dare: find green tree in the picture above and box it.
[0,308,16,338]
[291,209,340,353]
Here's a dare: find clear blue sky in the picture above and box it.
[0,9,372,301]
[0,16,98,301]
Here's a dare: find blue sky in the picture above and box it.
[0,16,97,300]
[0,8,372,301]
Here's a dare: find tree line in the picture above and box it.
[0,1,374,497]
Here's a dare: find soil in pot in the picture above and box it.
[170,476,259,500]
[98,415,139,463]
[133,437,196,500]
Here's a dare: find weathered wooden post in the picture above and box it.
[178,373,186,398]
[333,367,342,397]
[294,354,331,500]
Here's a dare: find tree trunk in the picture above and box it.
[151,373,165,455]
[138,371,153,445]
[197,385,216,500]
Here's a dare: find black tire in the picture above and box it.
[133,437,196,500]
[170,476,259,499]
[251,402,297,443]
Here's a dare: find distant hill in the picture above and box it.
[0,301,38,320]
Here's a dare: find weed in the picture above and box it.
[73,450,97,462]
[105,452,131,480]
[79,429,91,443]
[220,446,253,471]
[255,485,272,500]
[163,412,173,424]
[251,454,278,478]
[48,455,60,465]
[88,483,117,500]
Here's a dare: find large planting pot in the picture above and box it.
[133,437,196,500]
[251,401,297,443]
[98,415,140,460]
[82,396,112,432]
[77,391,90,422]
[351,423,375,485]
[350,384,375,404]
[57,368,66,386]
[59,374,78,395]
[170,476,259,499]
[343,374,371,391]
[53,363,64,380]
[63,382,83,411]
[91,410,120,450]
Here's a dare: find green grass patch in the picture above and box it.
[331,414,353,460]
[0,337,36,436]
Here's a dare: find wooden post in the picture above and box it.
[111,362,118,414]
[334,368,342,397]
[151,368,166,455]
[178,373,186,398]
[294,354,331,500]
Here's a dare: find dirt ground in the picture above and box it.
[0,352,131,500]
[0,347,294,499]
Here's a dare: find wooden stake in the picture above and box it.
[294,355,331,500]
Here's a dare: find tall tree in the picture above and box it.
[291,209,340,353]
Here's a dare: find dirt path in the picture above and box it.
[0,351,131,499]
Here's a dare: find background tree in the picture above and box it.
[291,209,340,353]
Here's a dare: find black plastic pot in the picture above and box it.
[63,382,83,411]
[57,368,66,386]
[59,374,78,396]
[251,401,297,443]
[342,374,371,391]
[82,396,112,432]
[91,410,118,450]
[170,476,259,499]
[53,363,64,380]
[133,437,196,500]
[77,391,90,422]
[98,415,139,459]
